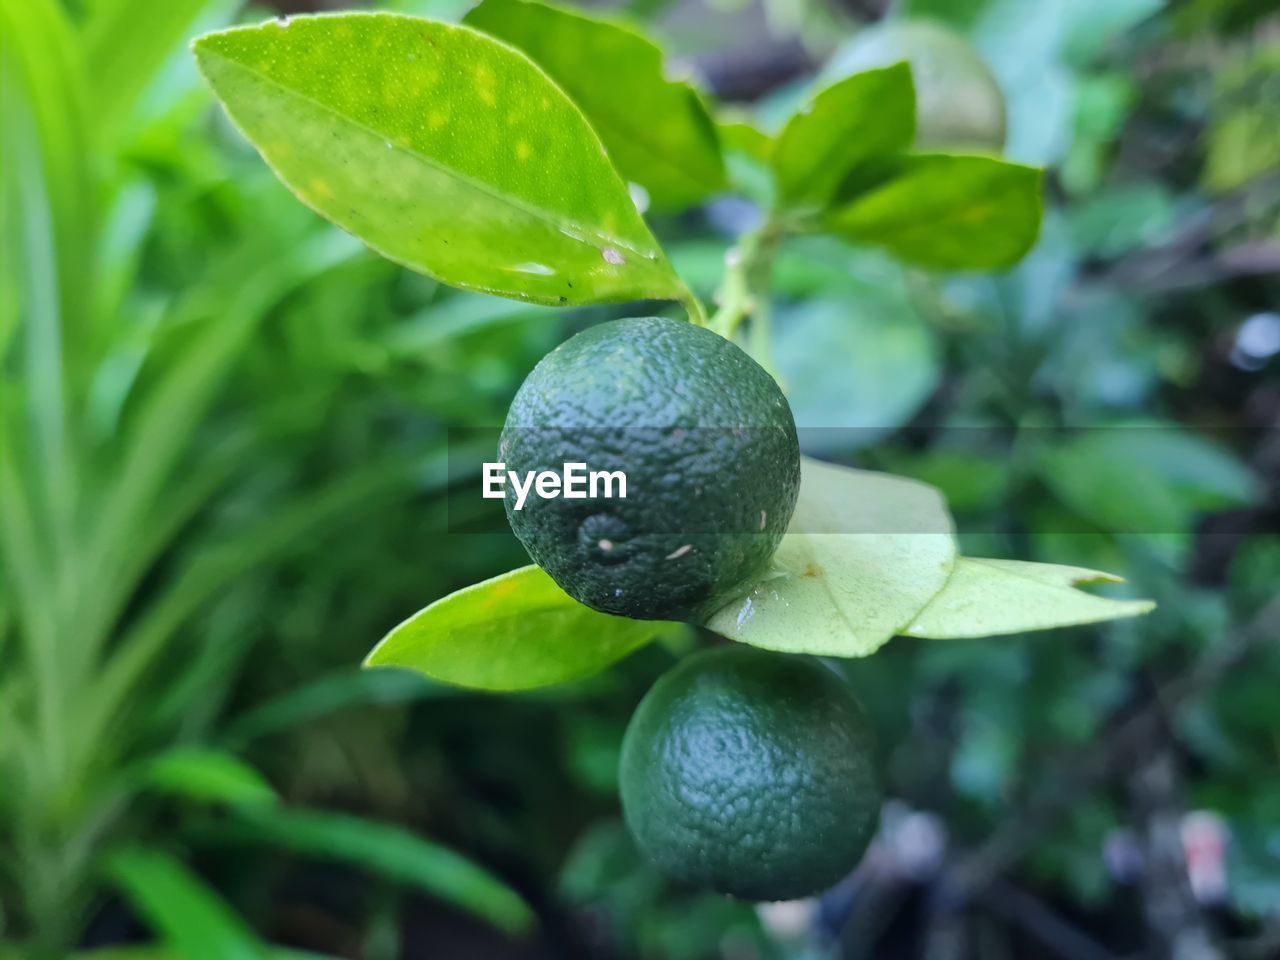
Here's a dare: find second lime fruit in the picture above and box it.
[619,645,881,901]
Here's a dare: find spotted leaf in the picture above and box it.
[193,13,687,305]
[464,0,725,211]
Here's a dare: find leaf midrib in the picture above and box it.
[199,45,660,262]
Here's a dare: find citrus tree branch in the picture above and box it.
[709,221,782,373]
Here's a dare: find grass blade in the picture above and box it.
[107,848,266,960]
[219,806,535,935]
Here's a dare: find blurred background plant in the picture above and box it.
[1,0,1276,958]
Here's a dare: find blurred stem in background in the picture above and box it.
[2,0,542,954]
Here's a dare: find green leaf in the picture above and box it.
[221,806,534,935]
[223,668,451,745]
[82,225,365,663]
[86,457,420,755]
[704,457,956,657]
[900,0,994,27]
[717,116,772,162]
[365,566,671,690]
[464,0,725,211]
[903,558,1155,639]
[1036,427,1256,534]
[1,0,92,555]
[192,13,685,306]
[71,950,330,960]
[137,748,278,807]
[771,63,915,209]
[1203,45,1280,192]
[826,153,1043,270]
[108,849,266,960]
[84,0,223,138]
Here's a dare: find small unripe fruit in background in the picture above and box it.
[822,20,1007,153]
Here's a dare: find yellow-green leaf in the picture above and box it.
[718,116,772,162]
[904,558,1156,639]
[465,0,725,211]
[704,457,956,657]
[365,565,673,690]
[193,13,685,306]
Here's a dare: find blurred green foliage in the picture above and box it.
[2,0,1278,957]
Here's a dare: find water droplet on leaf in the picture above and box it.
[628,182,650,215]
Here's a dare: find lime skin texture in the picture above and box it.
[500,316,801,621]
[619,645,882,901]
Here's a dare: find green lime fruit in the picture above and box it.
[619,646,881,901]
[822,20,1006,152]
[500,316,800,621]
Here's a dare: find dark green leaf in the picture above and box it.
[108,849,266,960]
[1036,427,1257,534]
[193,14,686,305]
[365,566,672,690]
[771,63,915,209]
[464,0,725,210]
[223,668,450,745]
[826,153,1043,269]
[223,806,534,934]
[71,950,329,960]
